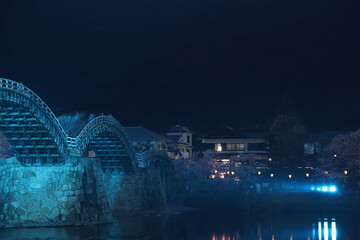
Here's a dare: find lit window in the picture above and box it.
[226,143,245,151]
[215,143,222,152]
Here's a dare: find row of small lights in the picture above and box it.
[257,171,303,179]
[210,170,235,179]
[211,170,349,179]
[257,170,348,178]
[212,170,349,179]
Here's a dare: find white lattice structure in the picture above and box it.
[0,78,168,172]
[0,78,68,165]
[136,149,171,168]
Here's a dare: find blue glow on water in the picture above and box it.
[311,185,337,193]
[332,221,337,240]
[319,221,322,240]
[324,221,329,240]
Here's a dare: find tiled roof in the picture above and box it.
[167,135,182,144]
[125,127,170,142]
[203,126,267,139]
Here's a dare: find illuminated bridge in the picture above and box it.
[0,78,164,173]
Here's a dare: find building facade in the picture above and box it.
[124,127,170,153]
[166,125,193,160]
[201,126,268,162]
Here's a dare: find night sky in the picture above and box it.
[1,0,359,133]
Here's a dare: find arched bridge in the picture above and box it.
[67,115,137,173]
[0,78,167,173]
[0,78,68,165]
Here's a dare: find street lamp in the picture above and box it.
[270,173,274,177]
[258,171,262,175]
[306,173,310,177]
[344,170,348,175]
[288,174,292,179]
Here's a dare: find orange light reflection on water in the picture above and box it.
[211,234,238,240]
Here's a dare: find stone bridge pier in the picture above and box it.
[0,157,110,228]
[0,155,173,228]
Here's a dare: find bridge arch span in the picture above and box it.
[136,149,171,168]
[75,115,137,173]
[0,78,68,165]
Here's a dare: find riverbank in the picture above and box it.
[179,191,360,213]
[113,204,196,217]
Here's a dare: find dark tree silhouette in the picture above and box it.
[267,114,307,168]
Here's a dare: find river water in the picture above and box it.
[0,210,359,240]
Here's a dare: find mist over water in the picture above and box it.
[0,211,359,240]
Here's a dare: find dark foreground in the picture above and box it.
[1,192,360,239]
[0,203,360,239]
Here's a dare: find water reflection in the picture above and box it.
[210,217,340,240]
[317,218,337,240]
[0,212,359,239]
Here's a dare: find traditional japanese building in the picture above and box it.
[201,126,268,162]
[124,126,170,153]
[166,125,193,159]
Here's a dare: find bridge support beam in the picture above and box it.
[106,167,170,212]
[0,157,112,228]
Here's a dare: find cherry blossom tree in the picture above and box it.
[173,155,213,192]
[173,152,267,192]
[317,129,360,180]
[228,154,268,184]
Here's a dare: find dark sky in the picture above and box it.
[1,0,359,133]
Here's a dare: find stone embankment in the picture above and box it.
[0,157,172,228]
[0,157,111,228]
